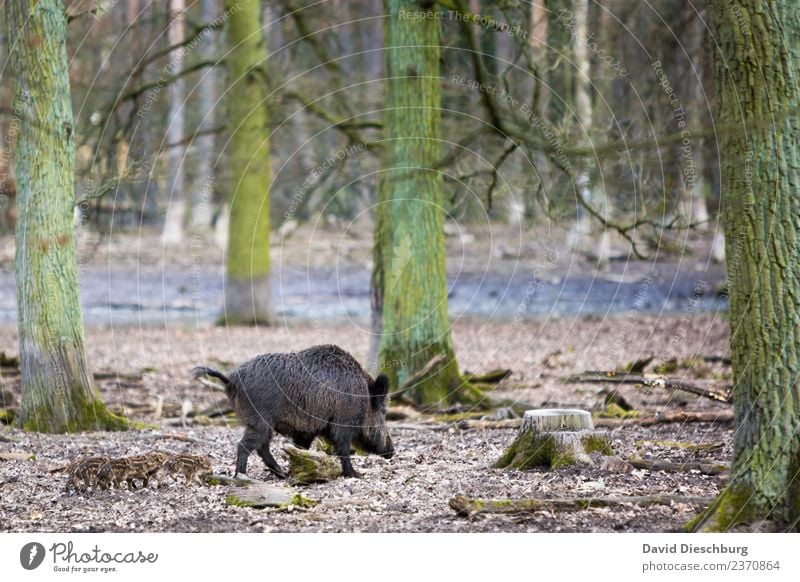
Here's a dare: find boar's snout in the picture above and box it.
[380,436,395,459]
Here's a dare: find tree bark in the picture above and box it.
[370,0,471,406]
[162,0,188,245]
[693,0,800,531]
[222,0,273,325]
[190,0,219,231]
[6,0,125,433]
[544,0,573,125]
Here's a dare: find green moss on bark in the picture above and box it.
[583,433,614,455]
[6,1,128,435]
[700,0,800,529]
[19,391,128,433]
[686,485,761,532]
[372,0,474,407]
[221,0,272,325]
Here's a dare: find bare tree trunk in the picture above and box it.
[163,0,187,245]
[569,0,610,263]
[191,0,218,231]
[676,7,710,228]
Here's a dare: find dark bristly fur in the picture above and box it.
[192,344,394,478]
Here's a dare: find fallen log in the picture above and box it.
[594,410,734,428]
[284,445,342,484]
[226,482,317,510]
[626,457,729,475]
[203,473,259,487]
[0,451,36,461]
[566,371,732,404]
[459,410,733,430]
[450,494,715,517]
[93,372,143,382]
[702,356,732,365]
[456,418,522,430]
[464,369,512,384]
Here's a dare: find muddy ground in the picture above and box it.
[0,314,734,532]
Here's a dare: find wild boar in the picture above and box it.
[191,344,394,478]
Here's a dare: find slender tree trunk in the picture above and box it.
[371,0,475,407]
[676,6,710,228]
[544,0,572,125]
[568,0,610,263]
[222,0,272,325]
[692,0,800,531]
[191,0,218,231]
[6,0,124,433]
[163,0,187,244]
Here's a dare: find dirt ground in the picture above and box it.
[0,313,734,532]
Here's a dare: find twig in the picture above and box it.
[389,354,448,399]
[566,371,732,404]
[196,377,225,392]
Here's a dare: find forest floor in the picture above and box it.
[0,313,735,532]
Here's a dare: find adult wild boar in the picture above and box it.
[191,344,394,478]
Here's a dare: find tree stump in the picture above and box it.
[493,409,612,470]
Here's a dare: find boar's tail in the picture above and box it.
[191,366,230,385]
[191,366,237,402]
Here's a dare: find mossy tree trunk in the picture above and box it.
[222,0,273,325]
[6,0,125,433]
[370,0,470,407]
[693,0,800,531]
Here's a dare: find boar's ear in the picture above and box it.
[369,374,390,409]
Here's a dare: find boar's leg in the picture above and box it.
[236,426,265,475]
[292,434,315,449]
[256,439,288,479]
[331,433,361,478]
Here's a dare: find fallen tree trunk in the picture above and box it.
[458,410,733,430]
[627,457,729,475]
[284,445,342,483]
[566,371,732,403]
[464,369,512,384]
[450,494,715,517]
[594,410,734,428]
